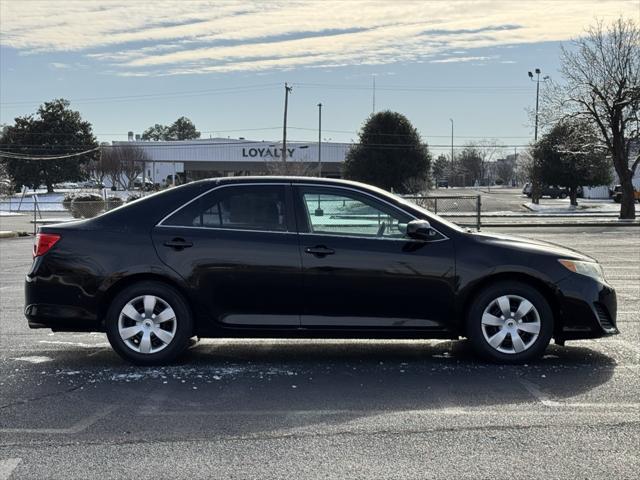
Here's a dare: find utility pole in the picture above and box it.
[449,118,454,180]
[282,82,293,164]
[372,75,376,114]
[317,102,322,177]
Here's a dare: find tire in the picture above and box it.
[105,281,193,365]
[466,281,553,363]
[559,192,567,199]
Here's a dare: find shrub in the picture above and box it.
[70,193,105,218]
[62,192,76,211]
[126,194,141,203]
[106,196,124,210]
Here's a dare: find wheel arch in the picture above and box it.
[98,273,193,329]
[459,272,562,337]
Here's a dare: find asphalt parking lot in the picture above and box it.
[1,226,638,479]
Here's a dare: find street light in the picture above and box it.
[449,118,454,181]
[528,68,549,141]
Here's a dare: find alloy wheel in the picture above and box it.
[481,294,541,354]
[117,295,177,354]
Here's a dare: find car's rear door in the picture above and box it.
[152,183,303,328]
[294,184,456,330]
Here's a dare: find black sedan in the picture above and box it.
[25,177,618,364]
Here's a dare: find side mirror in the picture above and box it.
[406,219,435,240]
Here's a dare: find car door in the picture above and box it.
[294,185,456,330]
[152,183,303,327]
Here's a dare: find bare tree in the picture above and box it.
[264,160,316,176]
[101,144,148,190]
[101,146,123,189]
[542,17,639,218]
[495,158,515,185]
[85,143,111,186]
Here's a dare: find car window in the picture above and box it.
[163,185,288,231]
[301,188,411,238]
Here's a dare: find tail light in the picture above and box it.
[33,233,61,258]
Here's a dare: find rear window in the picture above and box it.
[162,185,288,232]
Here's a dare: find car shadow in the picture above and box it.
[5,339,619,439]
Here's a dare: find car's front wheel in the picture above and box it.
[467,281,553,363]
[105,281,193,365]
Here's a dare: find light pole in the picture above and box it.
[527,69,548,204]
[528,68,549,141]
[317,103,322,177]
[449,118,454,183]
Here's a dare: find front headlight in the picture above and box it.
[558,259,606,282]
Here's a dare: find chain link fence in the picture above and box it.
[0,191,144,235]
[403,194,482,230]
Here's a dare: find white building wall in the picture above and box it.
[112,139,350,165]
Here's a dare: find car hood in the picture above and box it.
[469,231,595,262]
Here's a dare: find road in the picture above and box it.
[0,226,638,479]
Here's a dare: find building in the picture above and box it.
[111,138,351,186]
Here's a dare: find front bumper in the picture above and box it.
[555,275,618,341]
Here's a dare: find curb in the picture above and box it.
[479,221,640,228]
[0,230,19,238]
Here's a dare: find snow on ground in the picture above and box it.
[524,198,637,214]
[0,189,141,212]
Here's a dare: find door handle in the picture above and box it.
[305,245,335,257]
[163,238,193,249]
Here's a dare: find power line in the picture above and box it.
[0,147,100,160]
[0,142,533,152]
[0,83,282,107]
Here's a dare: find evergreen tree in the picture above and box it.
[343,111,430,193]
[0,99,98,192]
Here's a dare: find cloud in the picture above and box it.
[430,56,497,64]
[0,0,635,76]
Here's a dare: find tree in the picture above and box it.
[141,117,200,141]
[0,99,98,192]
[432,154,450,185]
[495,158,515,185]
[542,18,639,218]
[533,119,612,206]
[343,111,431,193]
[458,145,483,186]
[141,124,169,141]
[167,117,200,140]
[101,144,149,189]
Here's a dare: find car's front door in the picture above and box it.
[152,183,303,328]
[294,185,456,330]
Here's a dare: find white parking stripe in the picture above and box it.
[0,458,21,480]
[519,379,639,408]
[0,405,116,435]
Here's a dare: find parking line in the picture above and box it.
[0,405,117,435]
[0,458,21,480]
[519,378,639,408]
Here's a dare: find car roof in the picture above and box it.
[210,176,369,188]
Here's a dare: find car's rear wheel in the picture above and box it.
[105,281,193,365]
[467,281,553,363]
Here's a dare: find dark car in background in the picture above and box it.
[25,177,618,365]
[611,184,640,203]
[523,184,584,199]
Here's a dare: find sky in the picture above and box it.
[0,0,637,157]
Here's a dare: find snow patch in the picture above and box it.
[12,355,52,363]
